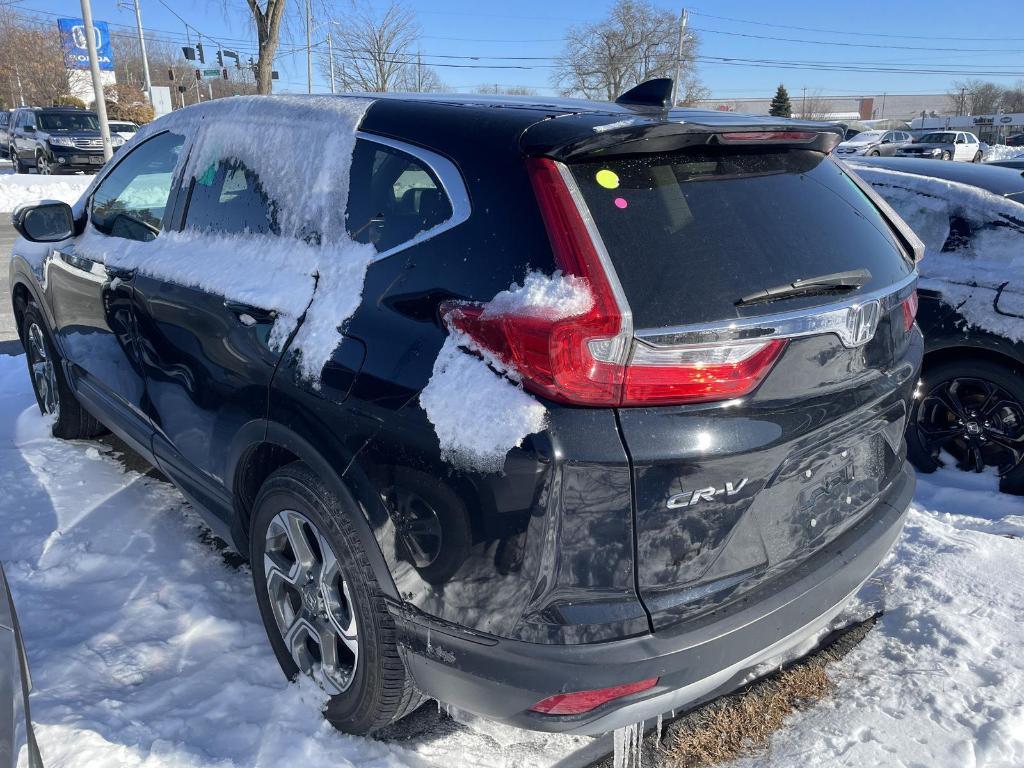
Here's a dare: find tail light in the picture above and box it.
[440,158,785,407]
[717,131,816,143]
[901,288,918,333]
[529,677,659,716]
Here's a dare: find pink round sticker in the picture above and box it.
[614,197,628,209]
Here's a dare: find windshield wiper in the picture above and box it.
[736,268,871,307]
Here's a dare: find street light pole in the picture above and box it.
[131,0,152,102]
[80,0,113,161]
[328,32,335,94]
[305,0,313,94]
[671,8,687,107]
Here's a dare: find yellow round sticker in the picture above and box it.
[595,169,619,189]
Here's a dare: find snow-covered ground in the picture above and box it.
[0,161,92,212]
[983,144,1024,163]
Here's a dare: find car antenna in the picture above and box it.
[615,78,674,110]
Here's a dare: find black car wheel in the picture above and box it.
[35,153,52,175]
[941,150,952,160]
[908,359,1024,495]
[384,468,471,585]
[250,463,424,735]
[21,302,105,440]
[13,151,26,174]
[869,149,880,157]
[972,151,983,163]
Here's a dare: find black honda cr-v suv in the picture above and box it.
[8,84,923,737]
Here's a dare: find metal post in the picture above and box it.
[305,0,313,94]
[132,0,153,102]
[80,0,113,161]
[671,8,687,107]
[880,92,886,119]
[328,33,335,94]
[207,81,213,100]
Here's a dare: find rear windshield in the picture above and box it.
[570,148,913,328]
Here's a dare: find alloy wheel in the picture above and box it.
[388,487,444,569]
[26,322,59,419]
[916,376,1024,475]
[36,155,50,175]
[263,510,358,695]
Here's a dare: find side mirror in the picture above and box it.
[12,201,75,243]
[23,125,34,133]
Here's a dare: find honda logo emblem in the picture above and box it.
[846,300,880,347]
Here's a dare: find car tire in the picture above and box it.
[35,153,52,175]
[869,150,880,157]
[13,152,26,174]
[907,358,1024,495]
[21,302,106,440]
[972,151,982,163]
[941,150,952,160]
[250,462,425,735]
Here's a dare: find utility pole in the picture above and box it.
[802,86,807,119]
[328,33,335,94]
[305,0,313,94]
[416,48,423,93]
[124,0,153,102]
[671,8,687,107]
[80,0,113,161]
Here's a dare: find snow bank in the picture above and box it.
[983,144,1024,163]
[848,163,1024,342]
[728,467,1024,768]
[0,352,592,767]
[421,272,592,472]
[0,171,91,212]
[74,96,377,379]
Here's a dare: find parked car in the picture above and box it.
[834,129,913,158]
[107,120,139,142]
[990,158,1024,171]
[0,111,11,159]
[8,106,124,174]
[8,88,922,737]
[1006,133,1024,147]
[845,156,1024,493]
[0,564,43,767]
[896,130,983,162]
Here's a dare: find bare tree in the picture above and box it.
[242,0,287,94]
[797,89,832,121]
[323,1,440,93]
[472,84,538,96]
[1003,81,1024,114]
[0,13,69,108]
[551,0,704,104]
[948,79,1005,116]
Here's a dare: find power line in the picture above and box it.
[691,25,1024,54]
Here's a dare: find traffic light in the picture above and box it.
[182,46,195,61]
[196,42,205,64]
[195,68,202,80]
[168,68,175,81]
[216,50,224,67]
[222,69,229,80]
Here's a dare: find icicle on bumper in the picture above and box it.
[420,271,594,472]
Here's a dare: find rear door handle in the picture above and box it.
[223,300,277,324]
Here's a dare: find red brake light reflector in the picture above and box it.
[901,288,918,333]
[529,677,659,716]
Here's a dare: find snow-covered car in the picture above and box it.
[7,87,922,737]
[846,157,1024,493]
[0,564,42,767]
[107,120,139,142]
[896,130,984,163]
[833,129,913,158]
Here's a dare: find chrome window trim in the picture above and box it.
[635,271,918,350]
[355,131,471,262]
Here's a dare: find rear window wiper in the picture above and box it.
[736,268,871,307]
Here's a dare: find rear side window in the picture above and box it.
[185,158,279,236]
[347,139,453,253]
[570,148,913,328]
[91,131,184,242]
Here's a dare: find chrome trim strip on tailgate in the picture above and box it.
[635,271,918,350]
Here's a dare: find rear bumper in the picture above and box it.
[393,462,913,735]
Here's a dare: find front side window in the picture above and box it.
[347,139,453,253]
[184,158,279,236]
[91,131,185,242]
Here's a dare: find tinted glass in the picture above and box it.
[185,158,279,236]
[921,133,955,143]
[571,148,913,328]
[91,131,184,242]
[37,112,98,131]
[347,139,453,253]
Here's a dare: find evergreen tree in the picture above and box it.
[769,84,792,117]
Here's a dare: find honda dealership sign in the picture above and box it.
[58,18,115,71]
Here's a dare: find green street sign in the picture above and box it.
[202,68,222,77]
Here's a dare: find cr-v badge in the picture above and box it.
[667,479,749,509]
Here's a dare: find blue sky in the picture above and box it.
[22,0,1024,99]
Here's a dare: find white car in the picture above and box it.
[896,131,983,163]
[107,121,139,143]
